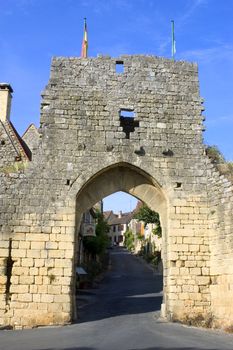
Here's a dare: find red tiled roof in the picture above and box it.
[105,211,133,225]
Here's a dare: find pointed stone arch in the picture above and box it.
[75,162,167,215]
[73,162,169,318]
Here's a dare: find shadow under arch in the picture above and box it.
[75,162,167,218]
[74,162,169,320]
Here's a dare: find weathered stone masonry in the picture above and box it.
[0,55,232,329]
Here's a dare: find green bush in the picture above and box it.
[83,211,109,257]
[206,145,233,181]
[81,252,109,283]
[206,145,225,164]
[133,204,162,237]
[150,251,161,267]
[140,249,161,267]
[152,225,162,238]
[83,260,102,281]
[124,230,135,251]
[83,234,108,256]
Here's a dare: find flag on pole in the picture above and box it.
[171,20,176,59]
[81,18,88,58]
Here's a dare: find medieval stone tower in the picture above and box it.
[0,55,232,329]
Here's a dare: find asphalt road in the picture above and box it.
[1,247,233,350]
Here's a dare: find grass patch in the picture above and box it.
[173,313,214,329]
[206,145,233,181]
[224,325,233,333]
[0,161,28,174]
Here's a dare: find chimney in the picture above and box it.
[118,211,122,218]
[0,83,13,122]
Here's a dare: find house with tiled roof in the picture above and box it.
[103,210,113,222]
[129,201,162,254]
[0,83,33,171]
[104,210,133,246]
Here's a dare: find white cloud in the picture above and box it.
[157,0,209,55]
[179,0,209,24]
[80,0,132,14]
[180,44,233,64]
[1,0,37,17]
[207,115,233,126]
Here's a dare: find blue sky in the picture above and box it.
[0,0,232,212]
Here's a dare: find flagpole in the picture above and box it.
[81,17,88,58]
[171,20,176,60]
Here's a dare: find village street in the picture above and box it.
[0,248,233,350]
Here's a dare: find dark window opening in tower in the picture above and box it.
[119,109,139,139]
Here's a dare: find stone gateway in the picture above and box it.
[0,56,232,329]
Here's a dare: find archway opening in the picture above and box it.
[73,163,168,322]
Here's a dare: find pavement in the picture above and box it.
[1,247,233,350]
[76,249,161,310]
[76,289,97,310]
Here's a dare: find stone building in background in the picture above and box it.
[104,210,132,245]
[129,201,162,255]
[0,83,31,168]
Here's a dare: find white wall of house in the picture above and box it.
[108,222,127,246]
[128,219,162,253]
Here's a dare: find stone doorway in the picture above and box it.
[73,162,168,320]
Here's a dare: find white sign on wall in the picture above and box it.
[82,223,96,237]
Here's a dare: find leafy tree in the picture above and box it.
[152,225,162,238]
[95,210,109,237]
[83,211,109,257]
[134,204,162,237]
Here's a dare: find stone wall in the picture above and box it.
[0,55,231,329]
[207,162,233,328]
[22,124,40,157]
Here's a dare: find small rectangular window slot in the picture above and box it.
[120,109,135,118]
[66,179,71,186]
[115,61,124,73]
[175,182,182,189]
